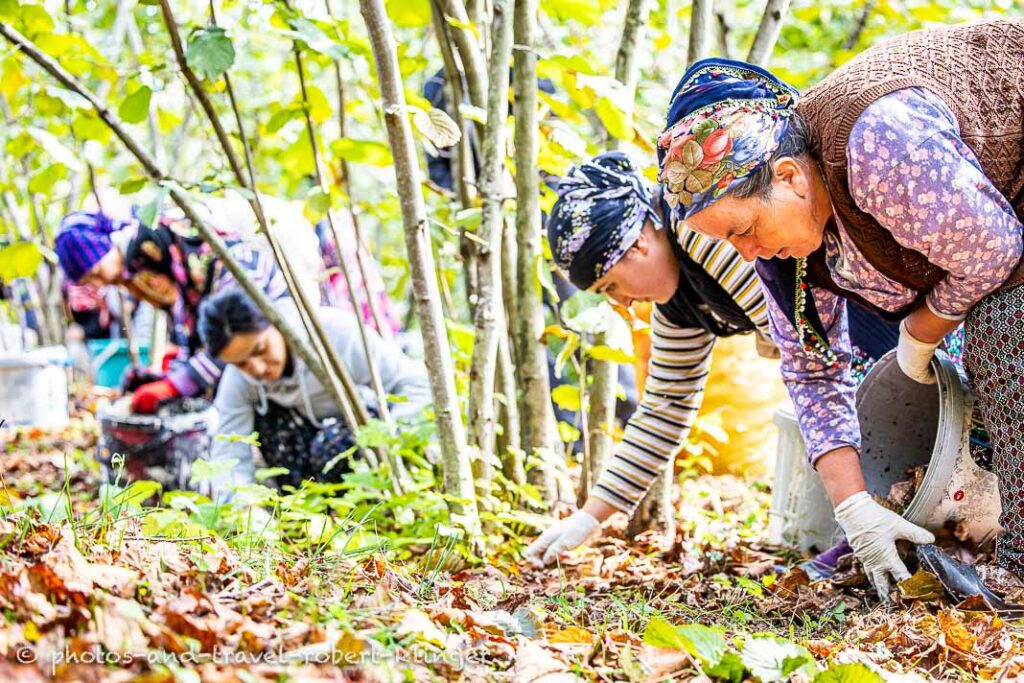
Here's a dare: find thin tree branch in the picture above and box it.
[467,0,513,470]
[321,0,389,341]
[436,0,487,111]
[608,0,648,150]
[714,10,732,60]
[746,0,790,67]
[157,0,247,186]
[358,0,480,537]
[289,32,394,430]
[841,0,874,51]
[687,0,714,67]
[164,0,368,442]
[513,0,556,491]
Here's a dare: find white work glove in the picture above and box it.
[834,491,935,599]
[525,510,602,568]
[896,319,940,384]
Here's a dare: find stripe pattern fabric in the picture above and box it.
[592,224,769,513]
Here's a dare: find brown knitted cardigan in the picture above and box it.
[795,18,1024,318]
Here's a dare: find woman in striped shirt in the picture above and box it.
[525,152,896,567]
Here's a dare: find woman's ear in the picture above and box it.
[773,157,810,198]
[629,222,655,257]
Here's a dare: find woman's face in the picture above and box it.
[126,271,179,308]
[217,326,288,383]
[78,248,126,288]
[685,157,831,262]
[592,221,680,308]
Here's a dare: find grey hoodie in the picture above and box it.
[206,301,431,495]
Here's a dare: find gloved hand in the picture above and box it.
[130,378,180,414]
[896,319,940,384]
[524,510,602,568]
[121,367,165,393]
[834,491,935,599]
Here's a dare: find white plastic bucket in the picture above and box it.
[856,349,1000,545]
[768,349,1001,552]
[767,405,839,552]
[0,346,71,429]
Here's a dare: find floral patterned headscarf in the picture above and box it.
[657,58,799,220]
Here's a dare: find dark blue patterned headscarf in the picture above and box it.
[547,152,659,290]
[657,58,798,220]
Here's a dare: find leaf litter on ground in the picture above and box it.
[3,396,1024,681]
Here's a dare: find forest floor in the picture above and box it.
[1,394,1023,682]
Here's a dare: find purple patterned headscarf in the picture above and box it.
[55,212,126,283]
[547,152,660,290]
[657,58,799,220]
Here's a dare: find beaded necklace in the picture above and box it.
[794,256,838,366]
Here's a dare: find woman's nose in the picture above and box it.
[730,236,760,262]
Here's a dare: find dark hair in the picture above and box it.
[198,288,271,358]
[728,112,813,202]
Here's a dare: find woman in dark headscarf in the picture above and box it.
[55,209,290,413]
[525,151,897,569]
[655,19,1024,596]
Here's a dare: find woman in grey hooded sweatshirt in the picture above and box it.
[197,288,431,499]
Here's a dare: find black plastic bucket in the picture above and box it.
[95,398,218,492]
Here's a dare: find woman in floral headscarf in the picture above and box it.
[524,151,898,569]
[656,19,1024,596]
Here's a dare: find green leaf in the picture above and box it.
[355,418,392,449]
[535,254,559,304]
[186,26,235,80]
[705,652,747,683]
[266,106,302,133]
[814,663,885,683]
[27,162,67,194]
[330,137,393,167]
[740,637,816,682]
[189,457,239,485]
[287,16,348,60]
[560,289,606,322]
[386,0,431,27]
[551,384,581,412]
[118,85,152,124]
[72,111,111,143]
[642,618,727,666]
[557,421,581,443]
[255,467,290,482]
[137,186,170,228]
[0,242,43,280]
[453,207,482,232]
[113,480,162,507]
[541,0,602,25]
[304,186,332,221]
[119,178,147,195]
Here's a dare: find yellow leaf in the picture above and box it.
[445,15,479,39]
[1,56,26,97]
[595,96,632,141]
[551,385,581,412]
[548,625,595,645]
[304,84,332,124]
[386,0,431,26]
